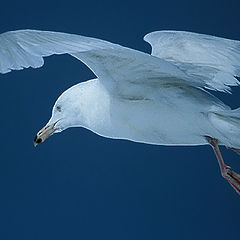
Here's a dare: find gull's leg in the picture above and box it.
[205,136,240,195]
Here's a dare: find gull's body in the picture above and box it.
[62,78,228,147]
[1,29,240,194]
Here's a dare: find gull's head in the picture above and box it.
[33,83,86,146]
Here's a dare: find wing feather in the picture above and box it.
[0,30,119,73]
[0,29,192,99]
[144,30,240,92]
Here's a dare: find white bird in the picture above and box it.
[1,29,240,194]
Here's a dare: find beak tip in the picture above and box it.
[34,122,57,147]
[33,135,42,147]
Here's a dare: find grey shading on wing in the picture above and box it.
[0,30,192,98]
[144,31,240,93]
[0,30,119,73]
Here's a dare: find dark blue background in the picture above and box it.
[1,0,240,239]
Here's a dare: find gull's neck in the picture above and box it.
[65,79,113,136]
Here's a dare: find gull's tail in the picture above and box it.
[209,107,240,148]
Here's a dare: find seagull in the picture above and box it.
[1,29,240,195]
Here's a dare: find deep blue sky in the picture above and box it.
[1,0,240,239]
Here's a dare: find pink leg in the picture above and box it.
[205,136,240,195]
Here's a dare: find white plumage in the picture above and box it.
[144,31,240,92]
[1,29,240,194]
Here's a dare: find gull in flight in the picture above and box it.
[1,29,240,194]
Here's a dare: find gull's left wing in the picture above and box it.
[0,30,192,99]
[0,30,120,73]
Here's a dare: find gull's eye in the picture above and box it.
[56,105,62,112]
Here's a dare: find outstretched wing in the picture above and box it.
[0,30,119,73]
[144,31,240,93]
[0,30,191,99]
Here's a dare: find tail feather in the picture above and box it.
[209,107,240,148]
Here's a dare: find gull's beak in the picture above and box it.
[34,122,56,147]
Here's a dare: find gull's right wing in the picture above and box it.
[144,30,240,93]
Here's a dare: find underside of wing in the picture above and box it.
[71,48,191,98]
[0,29,193,99]
[0,30,119,73]
[144,31,240,93]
